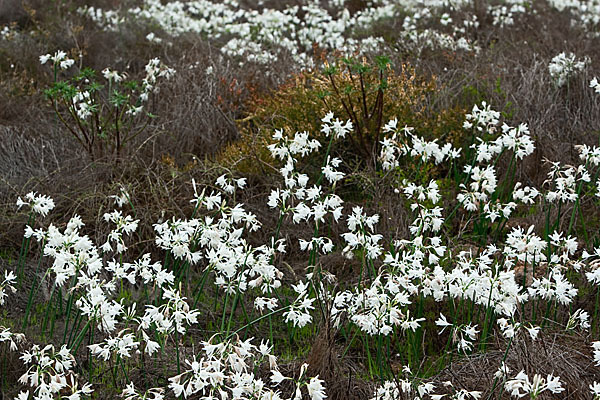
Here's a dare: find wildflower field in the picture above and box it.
[3,0,600,399]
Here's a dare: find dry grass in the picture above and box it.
[432,331,600,399]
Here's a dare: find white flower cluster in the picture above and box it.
[88,328,140,360]
[17,192,55,217]
[11,98,600,398]
[267,120,345,231]
[109,186,131,208]
[283,281,315,328]
[593,341,600,366]
[39,50,174,120]
[102,67,126,83]
[379,119,460,171]
[122,383,165,400]
[341,206,383,259]
[591,77,600,94]
[496,318,540,340]
[0,270,16,306]
[565,308,590,331]
[17,344,93,400]
[544,160,590,203]
[140,57,176,103]
[400,7,480,55]
[371,368,481,400]
[216,174,247,194]
[436,314,480,353]
[0,270,25,352]
[0,325,25,352]
[140,286,199,335]
[458,165,498,212]
[102,210,139,253]
[1,25,13,40]
[334,274,423,336]
[464,102,535,164]
[78,0,492,68]
[504,371,564,398]
[548,0,600,35]
[464,101,500,133]
[168,337,325,400]
[584,247,600,285]
[489,2,527,27]
[548,52,588,87]
[39,50,75,70]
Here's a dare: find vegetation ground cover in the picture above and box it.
[2,0,600,399]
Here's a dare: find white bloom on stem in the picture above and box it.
[16,192,55,217]
[505,371,564,397]
[548,52,587,87]
[591,77,600,94]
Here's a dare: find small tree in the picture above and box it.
[41,50,175,162]
[320,55,390,165]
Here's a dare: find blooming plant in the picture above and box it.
[6,47,600,400]
[41,51,175,161]
[9,0,600,398]
[504,371,564,398]
[18,344,93,400]
[548,52,588,87]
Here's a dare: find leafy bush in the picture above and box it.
[42,50,175,162]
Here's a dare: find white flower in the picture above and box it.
[548,52,587,87]
[16,192,55,217]
[435,313,452,333]
[505,371,564,398]
[591,77,600,94]
[102,67,125,82]
[320,112,353,139]
[254,297,278,313]
[322,156,344,184]
[465,101,500,133]
[591,381,600,399]
[271,370,287,385]
[307,376,327,400]
[122,383,164,400]
[39,50,75,70]
[494,362,511,379]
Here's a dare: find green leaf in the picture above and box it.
[375,55,391,71]
[110,90,129,107]
[76,67,96,81]
[322,64,338,76]
[316,90,331,99]
[87,81,104,93]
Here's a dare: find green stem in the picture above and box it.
[67,310,82,347]
[486,336,514,400]
[192,268,211,309]
[226,305,291,341]
[220,289,230,333]
[594,287,600,338]
[567,180,584,236]
[71,318,92,355]
[22,237,46,330]
[175,329,180,374]
[17,213,34,284]
[42,285,56,337]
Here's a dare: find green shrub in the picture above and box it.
[220,56,467,177]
